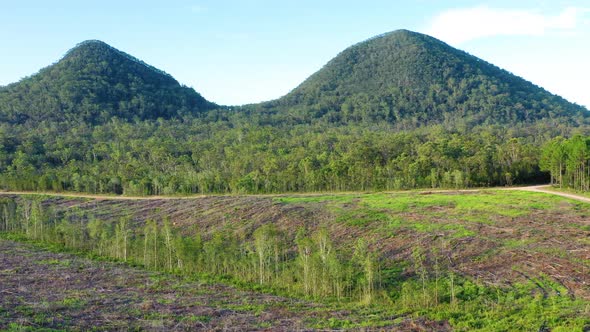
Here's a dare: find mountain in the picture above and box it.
[0,32,588,195]
[1,33,586,128]
[272,30,587,126]
[0,40,215,125]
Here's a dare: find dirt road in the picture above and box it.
[1,185,590,204]
[507,185,590,204]
[0,190,206,200]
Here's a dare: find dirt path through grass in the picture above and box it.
[0,190,207,200]
[507,185,590,204]
[3,184,589,204]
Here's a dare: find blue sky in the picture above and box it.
[1,1,589,108]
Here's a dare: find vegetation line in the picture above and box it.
[6,184,590,206]
[0,184,562,201]
[0,190,207,200]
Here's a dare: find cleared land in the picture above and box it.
[0,239,449,331]
[1,188,589,330]
[4,189,584,297]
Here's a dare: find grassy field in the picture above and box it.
[0,189,589,331]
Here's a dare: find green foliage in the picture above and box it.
[0,121,555,194]
[275,30,587,127]
[541,135,590,191]
[0,40,215,125]
[0,197,379,303]
[0,33,588,195]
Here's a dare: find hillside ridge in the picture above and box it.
[271,29,587,126]
[62,39,176,81]
[0,39,215,124]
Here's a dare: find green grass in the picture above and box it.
[274,194,356,204]
[273,189,579,222]
[226,303,267,315]
[5,323,66,332]
[182,315,211,323]
[277,190,570,240]
[503,238,536,249]
[59,297,84,308]
[361,190,555,217]
[335,208,391,226]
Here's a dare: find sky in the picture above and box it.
[1,1,589,108]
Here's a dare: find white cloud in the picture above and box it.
[425,6,587,45]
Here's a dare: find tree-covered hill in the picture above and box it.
[0,32,588,194]
[0,40,215,125]
[269,30,587,127]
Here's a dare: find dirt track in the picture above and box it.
[3,184,589,202]
[507,185,590,204]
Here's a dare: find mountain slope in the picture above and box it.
[273,30,587,126]
[0,40,215,125]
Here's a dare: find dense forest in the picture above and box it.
[0,118,570,194]
[0,30,588,195]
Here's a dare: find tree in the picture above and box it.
[143,219,159,269]
[412,246,428,307]
[253,224,279,285]
[353,238,377,304]
[540,137,566,187]
[296,228,315,297]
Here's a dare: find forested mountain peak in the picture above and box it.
[273,29,587,127]
[0,40,215,125]
[62,40,176,82]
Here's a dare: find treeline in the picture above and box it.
[541,135,590,191]
[0,116,562,195]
